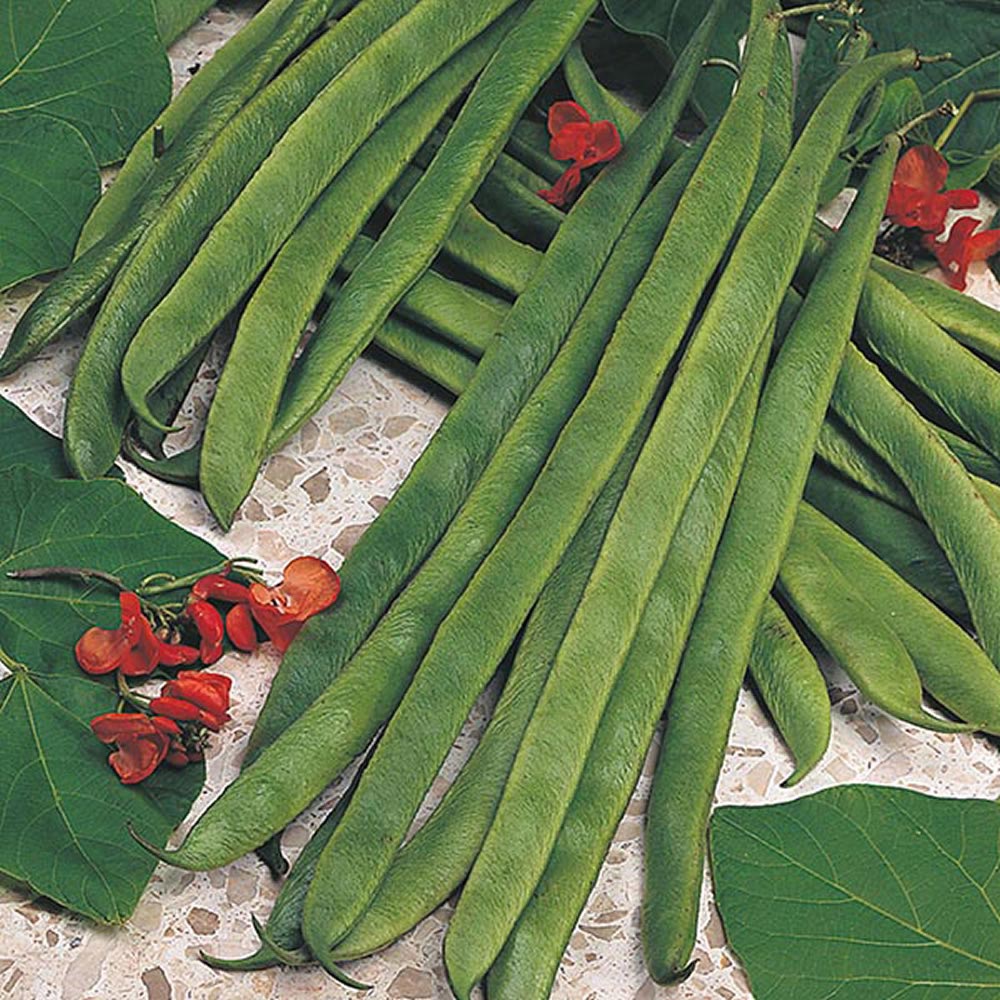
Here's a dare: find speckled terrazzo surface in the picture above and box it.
[2,6,999,999]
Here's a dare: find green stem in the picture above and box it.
[779,1,853,20]
[897,102,956,142]
[116,671,152,710]
[935,88,1000,150]
[702,57,741,79]
[6,566,126,590]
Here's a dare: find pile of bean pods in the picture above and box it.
[9,0,1000,995]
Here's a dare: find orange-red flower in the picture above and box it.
[538,101,622,208]
[150,670,232,731]
[884,145,978,235]
[90,712,178,784]
[923,216,1000,291]
[247,556,340,651]
[75,592,160,677]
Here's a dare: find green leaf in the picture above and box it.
[0,466,222,922]
[601,0,754,123]
[711,784,1000,999]
[0,115,99,290]
[856,78,926,155]
[0,0,171,166]
[796,2,1000,159]
[155,0,217,46]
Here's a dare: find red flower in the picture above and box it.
[884,145,978,235]
[75,592,160,677]
[185,600,225,665]
[538,101,622,208]
[150,670,232,731]
[90,712,176,784]
[247,557,340,651]
[225,602,258,652]
[922,216,1000,291]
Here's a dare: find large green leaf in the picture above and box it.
[601,0,754,123]
[0,115,99,291]
[0,0,172,289]
[0,0,171,165]
[711,784,1000,999]
[797,2,1000,158]
[0,466,221,922]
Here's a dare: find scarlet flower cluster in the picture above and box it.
[884,145,1000,291]
[538,101,622,207]
[81,557,340,784]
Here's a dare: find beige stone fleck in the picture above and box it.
[225,871,257,907]
[333,523,368,556]
[301,470,331,503]
[328,405,368,434]
[141,966,171,1000]
[263,455,304,490]
[185,908,219,935]
[383,415,417,439]
[388,966,435,997]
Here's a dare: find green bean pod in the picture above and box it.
[337,235,504,358]
[121,0,528,428]
[0,0,336,379]
[793,504,1000,734]
[778,532,970,733]
[61,0,424,478]
[440,4,780,998]
[936,425,1000,485]
[382,164,542,297]
[330,399,648,963]
[241,0,720,773]
[264,0,609,451]
[748,596,830,788]
[372,319,477,397]
[641,133,904,983]
[815,411,916,513]
[832,343,1000,668]
[198,15,517,527]
[803,462,967,620]
[486,338,768,1000]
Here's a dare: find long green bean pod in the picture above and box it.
[121,0,529,427]
[198,14,519,527]
[330,397,649,962]
[792,504,1000,734]
[241,0,721,774]
[803,462,967,620]
[0,0,336,379]
[747,596,830,787]
[486,338,769,1000]
[642,133,904,982]
[61,0,425,478]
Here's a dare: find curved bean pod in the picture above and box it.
[198,16,516,526]
[793,503,1000,734]
[641,133,904,982]
[748,596,830,788]
[242,0,718,772]
[62,0,424,477]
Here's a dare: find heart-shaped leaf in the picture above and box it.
[0,395,77,478]
[711,784,1000,999]
[0,0,171,290]
[154,0,215,47]
[0,466,221,922]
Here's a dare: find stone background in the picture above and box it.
[1,5,998,998]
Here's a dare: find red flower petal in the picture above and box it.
[538,165,583,207]
[75,626,131,674]
[581,119,622,166]
[157,640,201,667]
[225,602,258,652]
[91,712,158,743]
[149,696,201,723]
[549,120,593,162]
[249,557,340,623]
[968,226,1000,262]
[119,613,161,677]
[893,144,948,194]
[107,733,169,784]
[944,187,980,211]
[547,100,590,136]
